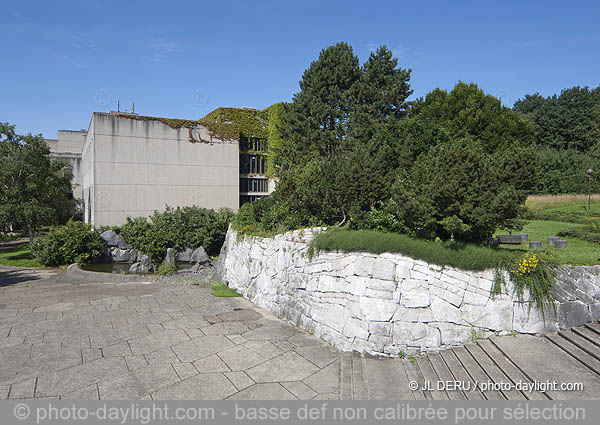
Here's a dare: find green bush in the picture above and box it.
[119,206,233,263]
[557,225,600,244]
[157,263,177,276]
[533,210,595,224]
[31,219,105,267]
[312,229,520,270]
[232,194,304,236]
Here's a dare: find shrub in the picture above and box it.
[557,225,600,244]
[157,263,177,276]
[31,219,105,267]
[120,206,233,263]
[232,194,304,236]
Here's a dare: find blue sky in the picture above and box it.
[1,0,599,138]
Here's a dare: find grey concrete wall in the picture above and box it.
[219,228,600,356]
[46,130,87,201]
[83,113,239,227]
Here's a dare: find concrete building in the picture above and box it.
[46,107,275,227]
[44,130,87,202]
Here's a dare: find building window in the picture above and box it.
[240,154,265,174]
[240,177,268,193]
[240,137,265,152]
[240,194,263,205]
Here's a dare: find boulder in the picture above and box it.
[110,248,138,263]
[117,239,133,250]
[129,255,154,274]
[101,230,133,250]
[191,246,209,264]
[177,247,194,262]
[100,230,121,246]
[163,248,176,267]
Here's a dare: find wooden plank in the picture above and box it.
[465,343,524,400]
[491,335,600,400]
[415,356,448,400]
[428,353,466,400]
[452,346,505,400]
[477,339,547,400]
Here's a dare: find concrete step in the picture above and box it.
[452,346,505,400]
[415,355,448,400]
[491,334,600,399]
[439,350,484,400]
[464,343,525,400]
[351,351,367,399]
[558,329,600,362]
[401,358,427,400]
[572,326,600,348]
[340,352,352,400]
[428,353,466,400]
[584,322,600,335]
[363,356,415,399]
[546,333,600,376]
[477,339,548,400]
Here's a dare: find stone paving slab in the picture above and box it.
[0,266,341,400]
[3,265,599,400]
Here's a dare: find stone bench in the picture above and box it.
[496,235,524,245]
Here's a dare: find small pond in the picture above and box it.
[81,262,194,275]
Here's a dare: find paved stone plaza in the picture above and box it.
[1,265,599,400]
[0,266,340,400]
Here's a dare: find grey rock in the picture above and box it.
[177,247,194,262]
[548,236,560,246]
[101,230,132,249]
[129,262,151,274]
[100,230,120,246]
[129,255,154,274]
[529,241,542,249]
[117,239,133,250]
[559,300,591,328]
[110,248,137,263]
[518,233,528,242]
[555,240,568,249]
[191,246,209,264]
[163,248,176,267]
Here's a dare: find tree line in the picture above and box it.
[235,42,599,243]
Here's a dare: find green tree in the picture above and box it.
[0,123,76,240]
[514,86,600,152]
[391,138,531,242]
[349,45,412,142]
[280,42,360,162]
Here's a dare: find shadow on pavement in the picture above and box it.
[0,268,41,287]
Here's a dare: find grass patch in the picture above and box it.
[526,194,600,211]
[312,229,521,271]
[211,281,241,297]
[0,244,42,268]
[500,220,600,265]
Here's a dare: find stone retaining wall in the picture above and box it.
[218,228,600,355]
